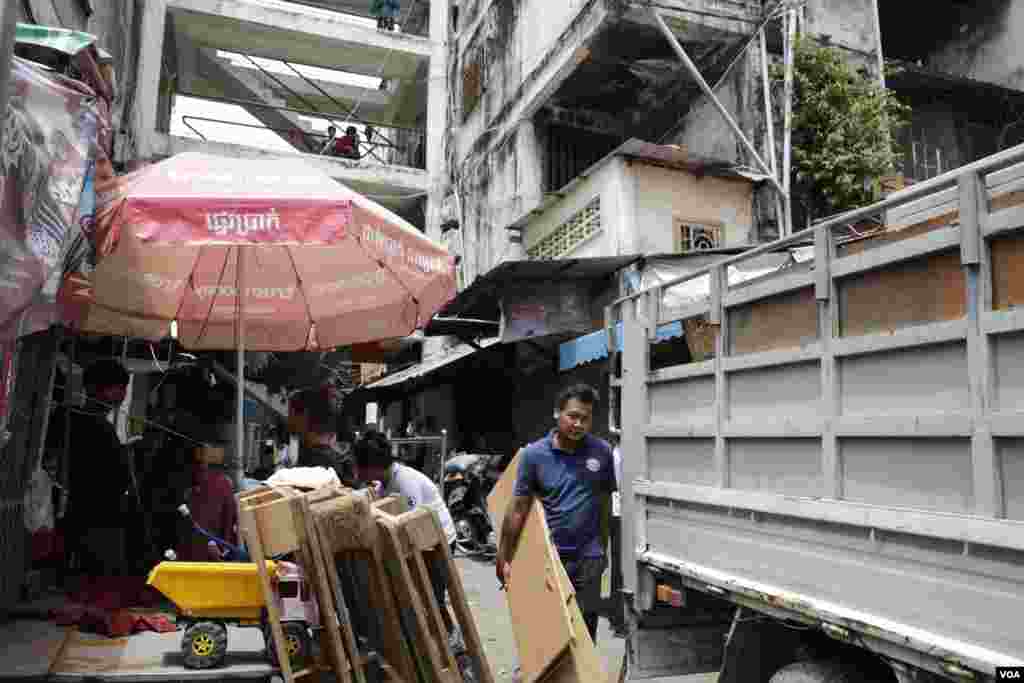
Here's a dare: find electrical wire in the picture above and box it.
[50,381,206,447]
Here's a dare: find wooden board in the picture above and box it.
[377,512,461,683]
[487,453,607,683]
[291,494,358,683]
[375,507,496,683]
[237,485,333,683]
[311,492,418,683]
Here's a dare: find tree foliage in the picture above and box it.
[774,37,910,218]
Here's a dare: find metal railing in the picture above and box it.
[177,94,427,169]
[606,140,1024,434]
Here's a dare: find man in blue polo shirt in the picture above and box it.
[496,383,616,643]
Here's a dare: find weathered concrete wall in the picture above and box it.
[522,157,755,259]
[804,0,879,62]
[927,0,1024,91]
[631,163,755,251]
[449,0,605,283]
[522,159,620,257]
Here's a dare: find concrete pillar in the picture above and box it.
[424,0,450,243]
[0,2,18,140]
[132,0,168,161]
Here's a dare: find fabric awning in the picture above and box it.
[558,321,683,371]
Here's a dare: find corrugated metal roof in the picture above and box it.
[431,254,640,323]
[365,337,503,389]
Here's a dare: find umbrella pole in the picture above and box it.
[235,247,246,490]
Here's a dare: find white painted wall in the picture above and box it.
[523,159,620,257]
[523,159,755,259]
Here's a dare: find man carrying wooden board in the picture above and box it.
[496,384,617,643]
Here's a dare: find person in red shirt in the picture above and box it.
[175,435,238,562]
[321,125,360,159]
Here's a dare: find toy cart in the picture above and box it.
[146,560,319,670]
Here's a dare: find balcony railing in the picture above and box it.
[177,97,426,169]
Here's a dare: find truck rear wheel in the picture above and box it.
[769,659,858,683]
[264,621,311,669]
[182,621,228,669]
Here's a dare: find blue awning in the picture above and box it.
[558,320,684,371]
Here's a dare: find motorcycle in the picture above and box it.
[443,453,501,556]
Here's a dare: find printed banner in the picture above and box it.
[0,56,104,340]
[499,281,593,343]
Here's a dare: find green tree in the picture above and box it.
[775,37,910,220]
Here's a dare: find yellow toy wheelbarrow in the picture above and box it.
[147,560,320,670]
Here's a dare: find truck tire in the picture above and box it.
[182,621,228,669]
[769,660,859,683]
[264,621,312,669]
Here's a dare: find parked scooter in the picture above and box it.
[443,453,501,556]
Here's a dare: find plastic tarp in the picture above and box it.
[15,24,97,56]
[558,248,818,370]
[0,56,108,341]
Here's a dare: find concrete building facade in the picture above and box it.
[444,0,1024,288]
[126,0,451,237]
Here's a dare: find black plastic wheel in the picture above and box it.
[264,621,312,669]
[181,621,228,669]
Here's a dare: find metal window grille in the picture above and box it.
[676,221,722,252]
[528,198,601,260]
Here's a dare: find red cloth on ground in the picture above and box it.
[175,467,238,562]
[52,605,176,636]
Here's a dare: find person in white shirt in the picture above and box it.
[355,430,458,636]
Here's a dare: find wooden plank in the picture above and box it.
[311,492,375,553]
[728,286,818,356]
[429,514,496,683]
[238,503,298,683]
[991,231,1024,311]
[376,513,460,683]
[292,495,359,683]
[312,496,419,683]
[837,249,966,339]
[373,495,410,516]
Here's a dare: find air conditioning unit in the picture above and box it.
[677,222,722,252]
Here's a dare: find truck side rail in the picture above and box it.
[608,141,1024,675]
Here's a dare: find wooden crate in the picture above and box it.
[375,507,495,683]
[308,493,419,683]
[236,485,356,683]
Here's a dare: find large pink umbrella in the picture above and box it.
[60,152,455,481]
[62,152,455,350]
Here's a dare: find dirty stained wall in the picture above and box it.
[451,0,605,284]
[927,0,1024,92]
[803,0,880,65]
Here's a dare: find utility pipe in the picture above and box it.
[651,10,787,203]
[781,9,797,236]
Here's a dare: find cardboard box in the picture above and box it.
[197,445,224,465]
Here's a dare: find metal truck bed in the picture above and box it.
[611,144,1024,679]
